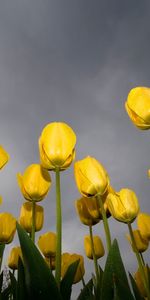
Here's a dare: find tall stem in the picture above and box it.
[31,201,36,243]
[55,168,62,288]
[128,223,150,300]
[97,195,111,252]
[89,225,100,285]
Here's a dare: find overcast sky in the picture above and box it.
[0,0,150,298]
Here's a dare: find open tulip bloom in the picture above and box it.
[0,114,149,300]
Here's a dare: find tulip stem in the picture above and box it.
[89,225,100,285]
[55,168,62,288]
[128,223,150,300]
[31,201,36,243]
[97,196,111,252]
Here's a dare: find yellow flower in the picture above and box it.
[0,145,9,170]
[19,202,44,233]
[107,188,139,223]
[0,213,16,244]
[125,87,150,130]
[17,164,51,202]
[8,247,22,270]
[134,266,149,298]
[39,122,76,170]
[38,232,56,257]
[84,235,105,259]
[61,253,85,284]
[126,229,149,253]
[137,213,150,241]
[75,197,100,226]
[45,256,56,271]
[74,156,109,197]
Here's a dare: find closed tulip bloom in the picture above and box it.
[38,232,56,257]
[134,267,149,298]
[19,202,44,233]
[0,213,16,244]
[74,156,109,198]
[39,122,76,170]
[17,164,51,202]
[8,247,22,270]
[125,87,150,130]
[0,145,9,170]
[84,235,105,259]
[126,229,149,253]
[61,253,85,284]
[107,188,139,223]
[75,197,100,226]
[137,213,150,241]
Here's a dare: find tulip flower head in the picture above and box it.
[137,212,150,241]
[125,87,150,130]
[126,229,149,253]
[39,122,76,170]
[8,246,22,270]
[75,197,100,226]
[0,213,16,244]
[84,235,105,259]
[17,164,51,202]
[134,266,149,298]
[74,156,109,198]
[61,253,85,284]
[107,188,139,223]
[19,202,44,233]
[38,232,56,257]
[0,145,9,170]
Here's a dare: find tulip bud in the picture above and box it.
[126,229,149,253]
[134,266,149,297]
[19,202,44,233]
[8,247,22,270]
[38,232,56,257]
[137,213,150,241]
[75,197,100,226]
[74,156,109,198]
[84,235,105,259]
[17,164,51,202]
[39,122,76,170]
[125,87,150,130]
[45,256,55,270]
[0,145,9,170]
[107,188,139,223]
[61,253,85,284]
[0,213,16,244]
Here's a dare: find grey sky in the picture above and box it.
[0,0,150,298]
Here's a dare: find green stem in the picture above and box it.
[81,275,86,288]
[128,223,150,300]
[140,253,145,266]
[55,168,62,288]
[97,195,111,252]
[31,201,36,243]
[89,225,100,285]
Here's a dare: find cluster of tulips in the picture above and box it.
[0,86,150,300]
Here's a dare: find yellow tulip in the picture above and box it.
[38,232,56,257]
[0,213,16,244]
[0,145,9,169]
[17,164,51,202]
[75,197,100,226]
[84,235,105,259]
[107,188,139,223]
[74,156,109,198]
[126,229,149,253]
[19,202,44,233]
[8,247,22,270]
[45,256,55,270]
[137,213,150,241]
[39,122,76,170]
[61,253,85,284]
[125,87,150,130]
[134,266,149,298]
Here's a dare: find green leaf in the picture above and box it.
[60,260,79,300]
[9,271,17,300]
[0,245,5,271]
[0,272,3,293]
[77,279,94,300]
[16,259,28,300]
[129,273,144,300]
[17,223,62,300]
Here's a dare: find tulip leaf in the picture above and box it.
[60,260,79,300]
[129,273,145,300]
[9,271,17,300]
[0,244,5,271]
[17,223,62,300]
[101,239,134,300]
[0,271,3,293]
[16,259,28,300]
[77,279,94,300]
